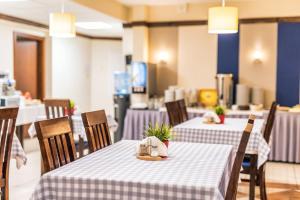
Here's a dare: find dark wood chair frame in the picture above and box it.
[44,99,86,157]
[241,101,277,200]
[0,107,19,200]
[44,99,72,119]
[177,99,189,122]
[225,115,256,200]
[165,99,188,126]
[35,116,77,173]
[81,110,112,153]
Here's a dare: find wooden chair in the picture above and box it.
[177,99,188,122]
[241,101,277,200]
[44,99,72,119]
[225,115,256,200]
[165,99,188,126]
[35,117,77,173]
[0,107,19,200]
[44,99,87,157]
[81,110,112,153]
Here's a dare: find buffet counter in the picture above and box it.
[123,108,300,163]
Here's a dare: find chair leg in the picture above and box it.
[259,167,267,200]
[249,155,257,200]
[0,187,3,200]
[5,184,9,200]
[1,183,9,200]
[249,172,256,200]
[78,136,84,158]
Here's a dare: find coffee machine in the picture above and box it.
[215,74,233,108]
[113,71,130,142]
[130,62,157,109]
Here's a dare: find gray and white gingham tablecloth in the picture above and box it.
[11,135,27,168]
[172,117,269,167]
[28,114,118,140]
[123,108,264,141]
[31,140,234,200]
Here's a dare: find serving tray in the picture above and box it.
[136,155,165,161]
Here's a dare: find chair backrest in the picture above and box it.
[263,101,277,143]
[0,107,18,200]
[81,110,112,153]
[165,99,188,126]
[44,99,72,119]
[35,117,77,173]
[225,115,256,200]
[177,99,189,122]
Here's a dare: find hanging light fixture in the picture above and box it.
[208,0,238,34]
[49,0,76,38]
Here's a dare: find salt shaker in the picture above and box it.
[151,145,159,157]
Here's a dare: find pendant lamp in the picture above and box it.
[208,0,238,34]
[49,1,76,38]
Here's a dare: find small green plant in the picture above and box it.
[215,106,225,115]
[70,100,75,109]
[145,123,172,142]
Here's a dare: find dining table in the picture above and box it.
[31,140,234,200]
[123,108,264,141]
[123,108,300,163]
[11,135,27,168]
[172,117,269,167]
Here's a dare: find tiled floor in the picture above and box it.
[9,138,300,200]
[238,162,300,199]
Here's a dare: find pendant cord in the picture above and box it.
[222,0,225,7]
[61,0,65,13]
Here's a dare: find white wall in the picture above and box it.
[0,23,13,75]
[239,23,278,108]
[177,25,217,89]
[122,28,133,58]
[0,20,48,79]
[90,40,123,116]
[0,19,124,113]
[51,37,92,112]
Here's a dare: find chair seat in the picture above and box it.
[242,160,251,168]
[242,154,255,169]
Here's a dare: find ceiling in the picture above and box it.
[0,0,123,37]
[118,0,256,5]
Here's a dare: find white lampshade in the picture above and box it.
[208,6,238,34]
[49,12,76,38]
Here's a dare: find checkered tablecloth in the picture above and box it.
[172,117,269,167]
[12,135,27,168]
[31,140,234,200]
[28,114,118,140]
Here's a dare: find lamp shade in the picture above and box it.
[49,12,76,38]
[208,6,238,34]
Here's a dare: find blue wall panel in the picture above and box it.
[277,22,300,106]
[217,33,239,102]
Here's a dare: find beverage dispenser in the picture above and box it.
[215,74,233,108]
[113,72,130,142]
[130,62,157,109]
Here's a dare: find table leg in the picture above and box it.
[16,125,24,147]
[78,136,84,158]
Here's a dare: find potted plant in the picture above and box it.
[215,106,225,124]
[64,100,76,116]
[145,123,172,148]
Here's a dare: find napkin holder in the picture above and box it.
[203,111,221,124]
[136,137,167,161]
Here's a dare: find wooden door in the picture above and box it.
[14,40,38,99]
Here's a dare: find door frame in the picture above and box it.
[13,32,45,100]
